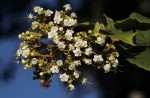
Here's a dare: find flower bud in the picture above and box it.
[26,31,30,34]
[31,52,35,56]
[27,36,30,40]
[67,84,75,91]
[38,63,43,67]
[22,59,27,63]
[40,80,44,83]
[18,34,22,38]
[39,72,44,76]
[59,27,63,31]
[30,35,34,38]
[88,30,92,34]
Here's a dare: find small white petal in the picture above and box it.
[73,48,82,57]
[60,73,69,82]
[64,18,77,27]
[50,65,59,73]
[63,4,72,11]
[83,58,92,65]
[73,71,80,78]
[85,47,93,56]
[54,11,63,24]
[104,64,111,73]
[58,42,66,49]
[31,58,38,65]
[56,60,63,66]
[67,84,75,91]
[82,78,88,85]
[93,55,103,62]
[44,9,53,16]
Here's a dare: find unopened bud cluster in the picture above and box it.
[16,4,119,92]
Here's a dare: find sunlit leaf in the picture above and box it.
[94,22,100,33]
[104,14,116,31]
[109,31,136,46]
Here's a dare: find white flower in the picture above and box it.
[27,13,33,20]
[17,45,30,58]
[67,84,75,91]
[82,78,87,85]
[69,63,76,70]
[31,58,38,65]
[68,44,75,51]
[65,30,73,41]
[111,59,119,67]
[56,60,63,66]
[58,42,66,49]
[71,13,77,18]
[51,26,59,33]
[104,63,111,73]
[93,55,103,62]
[48,26,59,39]
[83,58,92,65]
[32,21,39,28]
[108,55,115,61]
[69,60,81,70]
[66,29,74,34]
[48,32,57,39]
[54,11,63,24]
[63,4,72,11]
[65,34,73,41]
[64,18,77,27]
[17,49,22,56]
[74,40,82,48]
[73,71,80,78]
[24,64,29,70]
[73,48,82,57]
[50,65,59,73]
[74,40,87,48]
[81,41,88,48]
[21,44,28,49]
[33,6,43,15]
[53,35,59,44]
[74,37,80,42]
[48,32,58,40]
[85,47,93,56]
[44,9,53,16]
[74,60,81,66]
[60,73,69,82]
[96,36,105,45]
[22,48,30,58]
[48,32,53,39]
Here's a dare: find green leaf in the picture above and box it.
[115,13,150,30]
[136,30,150,46]
[104,14,116,31]
[78,22,90,25]
[109,31,136,46]
[94,22,100,33]
[127,50,150,71]
[130,12,150,24]
[118,44,129,50]
[104,15,136,45]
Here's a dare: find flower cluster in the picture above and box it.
[16,4,119,92]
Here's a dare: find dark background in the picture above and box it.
[0,0,150,98]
